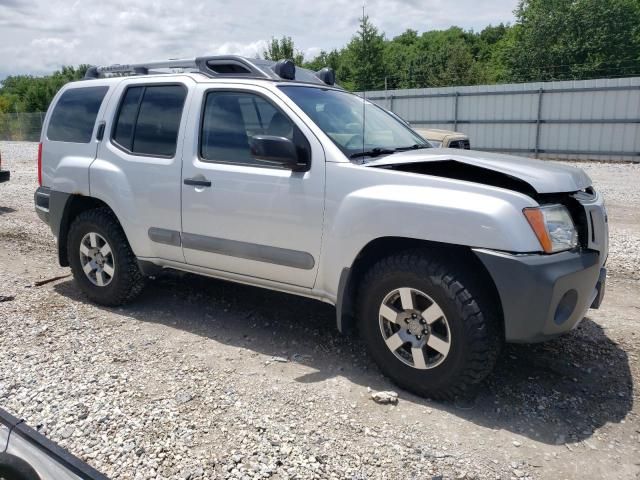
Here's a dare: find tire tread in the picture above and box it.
[67,207,144,306]
[357,249,501,400]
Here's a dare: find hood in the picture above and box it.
[365,148,592,194]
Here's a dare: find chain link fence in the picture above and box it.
[0,112,45,142]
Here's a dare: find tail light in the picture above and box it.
[37,142,43,186]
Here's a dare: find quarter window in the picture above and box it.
[112,85,186,157]
[47,86,108,143]
[200,91,309,166]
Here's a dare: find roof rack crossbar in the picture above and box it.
[82,55,340,88]
[84,56,275,80]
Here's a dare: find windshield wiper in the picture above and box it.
[349,147,396,159]
[393,144,431,152]
[349,144,430,160]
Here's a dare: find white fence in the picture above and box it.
[364,77,640,162]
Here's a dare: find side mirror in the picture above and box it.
[249,135,307,171]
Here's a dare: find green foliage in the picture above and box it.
[263,36,305,65]
[302,1,640,90]
[505,0,640,82]
[2,0,639,111]
[339,15,387,91]
[0,65,88,114]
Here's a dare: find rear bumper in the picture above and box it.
[34,186,51,225]
[0,170,9,183]
[474,248,604,343]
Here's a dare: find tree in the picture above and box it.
[506,0,640,81]
[0,65,89,113]
[341,15,386,91]
[263,36,305,65]
[410,28,485,87]
[303,49,343,72]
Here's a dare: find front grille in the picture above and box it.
[448,139,471,149]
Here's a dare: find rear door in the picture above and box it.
[91,77,193,262]
[180,83,325,288]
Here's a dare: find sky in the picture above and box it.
[0,0,519,79]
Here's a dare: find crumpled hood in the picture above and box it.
[365,148,592,194]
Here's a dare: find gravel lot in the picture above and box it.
[0,141,638,480]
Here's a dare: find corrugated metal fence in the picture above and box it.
[364,77,640,162]
[2,77,639,161]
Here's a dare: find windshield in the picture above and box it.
[279,86,429,159]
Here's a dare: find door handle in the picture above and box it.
[184,177,212,187]
[96,122,106,141]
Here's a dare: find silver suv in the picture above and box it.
[34,56,608,399]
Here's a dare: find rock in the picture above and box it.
[370,391,399,405]
[512,441,522,447]
[176,391,193,404]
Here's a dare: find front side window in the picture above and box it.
[112,85,186,157]
[200,91,309,166]
[47,86,108,143]
[278,86,428,160]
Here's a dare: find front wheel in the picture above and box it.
[357,250,501,400]
[67,207,145,306]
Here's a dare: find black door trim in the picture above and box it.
[181,232,315,270]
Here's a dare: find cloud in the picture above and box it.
[0,0,518,79]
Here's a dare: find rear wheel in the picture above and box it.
[358,250,501,400]
[67,207,145,306]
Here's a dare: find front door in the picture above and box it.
[180,85,325,288]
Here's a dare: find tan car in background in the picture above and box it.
[413,128,470,149]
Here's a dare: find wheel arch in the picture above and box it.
[56,195,121,267]
[336,237,504,337]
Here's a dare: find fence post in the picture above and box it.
[454,92,460,130]
[534,88,544,158]
[16,112,23,141]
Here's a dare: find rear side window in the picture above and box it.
[112,85,187,157]
[47,86,108,143]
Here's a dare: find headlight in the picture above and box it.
[429,140,442,148]
[523,204,578,253]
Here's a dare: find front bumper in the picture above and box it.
[0,170,9,183]
[474,248,604,343]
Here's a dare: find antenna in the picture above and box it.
[361,1,366,158]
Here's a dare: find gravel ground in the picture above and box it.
[0,141,638,480]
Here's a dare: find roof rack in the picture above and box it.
[84,55,337,86]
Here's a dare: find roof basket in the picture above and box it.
[83,55,339,87]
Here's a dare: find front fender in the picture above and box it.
[316,171,541,301]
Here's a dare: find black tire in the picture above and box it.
[357,249,501,400]
[67,207,145,306]
[0,452,41,480]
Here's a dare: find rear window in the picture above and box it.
[112,85,187,157]
[47,86,109,143]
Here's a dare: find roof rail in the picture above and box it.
[83,55,338,86]
[84,55,276,80]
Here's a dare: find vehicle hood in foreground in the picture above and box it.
[364,148,592,194]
